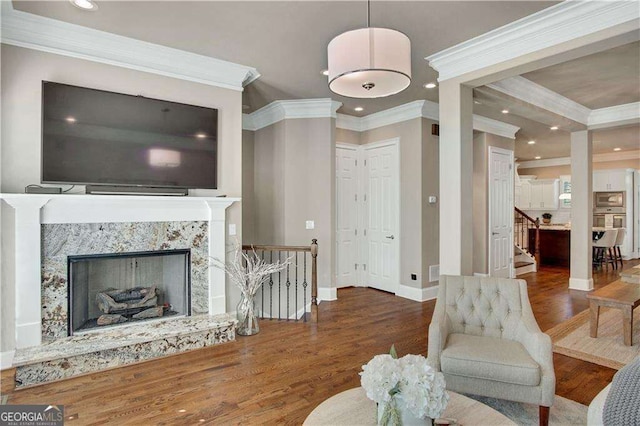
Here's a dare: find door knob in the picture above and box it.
[492,232,499,235]
[385,235,395,239]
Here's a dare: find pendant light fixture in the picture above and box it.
[327,0,412,98]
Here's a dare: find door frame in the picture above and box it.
[336,142,362,287]
[362,138,401,294]
[487,146,515,278]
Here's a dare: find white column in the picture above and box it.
[569,130,593,291]
[2,197,51,348]
[206,200,232,314]
[438,80,474,276]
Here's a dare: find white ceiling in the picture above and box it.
[11,1,639,162]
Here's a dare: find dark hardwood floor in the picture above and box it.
[2,260,639,425]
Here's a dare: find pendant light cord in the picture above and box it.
[367,0,370,27]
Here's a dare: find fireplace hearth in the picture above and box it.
[68,249,191,335]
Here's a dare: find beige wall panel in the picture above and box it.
[0,45,244,346]
[361,118,423,289]
[421,118,439,287]
[336,127,361,145]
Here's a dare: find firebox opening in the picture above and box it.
[68,249,191,335]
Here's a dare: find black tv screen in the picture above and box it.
[42,81,218,189]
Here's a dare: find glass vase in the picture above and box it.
[377,397,433,426]
[236,293,259,336]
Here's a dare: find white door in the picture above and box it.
[364,140,399,293]
[336,144,359,288]
[489,147,514,278]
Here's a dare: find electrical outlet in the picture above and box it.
[228,224,236,236]
[305,220,315,230]
[411,273,417,281]
[428,196,437,204]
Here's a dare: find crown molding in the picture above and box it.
[0,2,260,91]
[588,102,640,129]
[487,76,591,124]
[335,100,519,138]
[242,99,342,131]
[519,150,640,168]
[472,115,520,139]
[359,100,426,131]
[421,100,440,122]
[426,1,640,82]
[336,114,363,132]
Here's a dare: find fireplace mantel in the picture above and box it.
[0,193,239,352]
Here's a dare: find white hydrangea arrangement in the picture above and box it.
[360,346,449,425]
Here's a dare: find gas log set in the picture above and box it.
[95,286,171,326]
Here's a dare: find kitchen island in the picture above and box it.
[530,225,571,267]
[529,225,611,268]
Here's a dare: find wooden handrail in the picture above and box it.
[241,240,318,323]
[242,244,312,252]
[514,207,537,224]
[514,207,541,266]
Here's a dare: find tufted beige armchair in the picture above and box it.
[427,275,555,426]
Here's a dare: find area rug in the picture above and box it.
[466,394,587,426]
[547,307,640,370]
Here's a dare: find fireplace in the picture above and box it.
[68,249,191,335]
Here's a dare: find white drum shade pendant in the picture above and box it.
[328,26,411,98]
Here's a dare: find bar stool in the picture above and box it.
[593,229,618,270]
[613,228,626,268]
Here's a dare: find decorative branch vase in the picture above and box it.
[377,397,433,426]
[236,292,259,336]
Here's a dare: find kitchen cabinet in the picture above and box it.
[593,169,626,191]
[516,179,559,210]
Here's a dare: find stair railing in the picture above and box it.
[514,207,540,265]
[241,239,318,323]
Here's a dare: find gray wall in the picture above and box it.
[421,118,440,287]
[245,118,336,293]
[335,127,361,145]
[1,45,244,353]
[472,132,515,274]
[360,118,438,288]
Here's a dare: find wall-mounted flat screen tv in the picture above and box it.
[42,81,218,189]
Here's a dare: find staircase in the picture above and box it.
[514,207,540,276]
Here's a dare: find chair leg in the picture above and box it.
[539,405,550,426]
[617,246,624,268]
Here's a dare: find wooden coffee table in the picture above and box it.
[304,387,515,425]
[587,280,640,346]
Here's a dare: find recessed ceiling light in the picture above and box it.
[424,82,437,89]
[321,70,329,76]
[501,109,509,114]
[550,126,559,130]
[354,107,364,112]
[534,156,541,160]
[195,133,207,139]
[66,116,77,123]
[70,0,98,10]
[528,140,536,145]
[613,147,622,151]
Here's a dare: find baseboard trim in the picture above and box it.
[318,287,337,301]
[396,284,438,302]
[569,277,594,291]
[473,272,490,277]
[1,350,15,370]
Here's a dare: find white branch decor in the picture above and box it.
[211,243,291,335]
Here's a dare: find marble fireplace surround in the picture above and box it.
[1,194,239,351]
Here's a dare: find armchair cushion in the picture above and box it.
[441,333,541,386]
